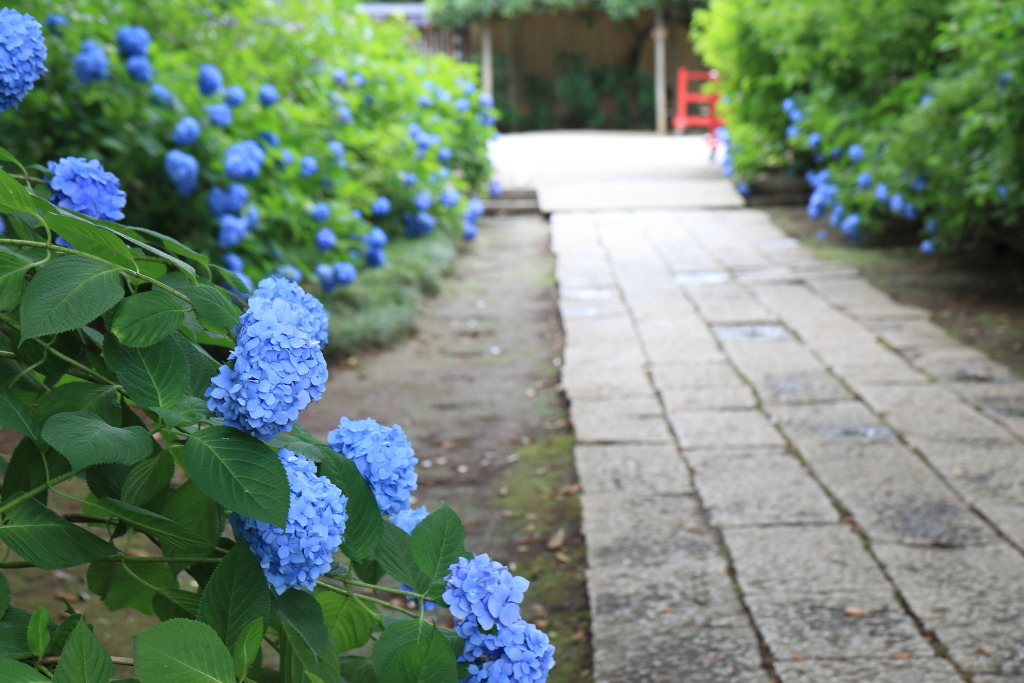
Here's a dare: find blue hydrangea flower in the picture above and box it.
[48,157,126,221]
[73,40,108,83]
[0,216,5,235]
[919,93,934,106]
[438,147,452,163]
[150,82,173,106]
[46,14,69,35]
[874,182,889,202]
[919,238,934,254]
[840,213,860,237]
[828,204,844,228]
[997,183,1008,201]
[208,102,232,127]
[458,618,556,682]
[785,123,799,139]
[259,131,280,147]
[224,252,244,273]
[847,143,865,163]
[463,220,478,242]
[259,83,279,106]
[172,116,201,146]
[327,417,418,516]
[164,149,199,196]
[0,9,47,112]
[888,192,905,215]
[856,171,872,190]
[911,174,926,193]
[336,105,353,124]
[315,227,337,252]
[208,183,249,217]
[115,26,149,57]
[128,54,156,84]
[364,226,388,249]
[231,448,348,594]
[332,68,347,87]
[335,262,357,284]
[443,555,529,631]
[351,72,365,87]
[327,140,345,158]
[418,94,433,107]
[807,131,821,150]
[300,156,318,178]
[309,202,330,222]
[401,171,417,186]
[404,211,436,237]
[998,71,1012,90]
[205,281,328,439]
[815,228,827,240]
[392,506,428,535]
[414,191,433,211]
[440,188,460,207]
[248,275,328,348]
[218,213,249,248]
[275,264,302,282]
[455,97,470,112]
[224,140,266,181]
[352,209,364,220]
[371,196,391,216]
[489,179,502,197]
[278,148,295,168]
[924,217,938,235]
[225,84,245,107]
[316,263,336,290]
[365,246,386,268]
[198,63,222,95]
[478,92,494,108]
[245,205,260,230]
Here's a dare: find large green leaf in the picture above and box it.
[160,480,223,552]
[183,427,288,528]
[0,658,48,682]
[134,619,235,683]
[271,590,328,658]
[20,256,124,340]
[171,335,221,400]
[152,589,201,621]
[41,412,153,471]
[104,336,187,409]
[39,206,137,270]
[0,170,36,213]
[0,608,31,659]
[373,523,431,594]
[197,543,271,648]
[411,505,469,599]
[110,290,190,348]
[231,618,264,680]
[0,498,117,569]
[181,285,240,328]
[88,562,176,614]
[379,628,458,683]
[278,623,340,683]
[339,656,379,683]
[34,381,121,430]
[121,451,174,507]
[316,592,380,652]
[93,498,210,556]
[26,606,49,660]
[0,252,33,310]
[52,620,112,683]
[0,382,38,443]
[371,619,436,676]
[0,572,9,616]
[0,439,69,505]
[318,451,383,560]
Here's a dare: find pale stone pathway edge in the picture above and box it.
[554,207,1024,682]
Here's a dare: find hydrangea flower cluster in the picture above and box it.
[47,157,127,221]
[0,8,47,112]
[225,84,245,107]
[115,26,149,57]
[198,63,222,95]
[316,261,357,291]
[205,277,328,439]
[440,187,460,207]
[309,201,330,222]
[463,197,486,241]
[371,196,391,216]
[231,448,348,594]
[259,83,279,106]
[125,55,152,83]
[327,417,418,516]
[218,213,249,248]
[45,13,69,35]
[443,555,555,681]
[224,139,265,181]
[73,39,108,83]
[248,275,328,348]
[300,155,318,178]
[315,227,337,252]
[403,210,435,237]
[208,183,249,216]
[171,116,201,146]
[208,102,232,127]
[164,149,199,196]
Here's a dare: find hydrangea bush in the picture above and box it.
[0,7,548,681]
[693,0,1024,255]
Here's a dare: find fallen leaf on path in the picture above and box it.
[554,551,571,564]
[844,607,866,618]
[546,528,566,550]
[890,652,911,660]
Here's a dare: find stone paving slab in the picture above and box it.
[569,397,674,443]
[719,336,853,404]
[573,444,692,495]
[774,658,962,682]
[669,409,787,449]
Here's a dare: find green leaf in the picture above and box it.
[152,396,215,429]
[271,590,328,658]
[45,614,84,657]
[371,619,436,676]
[279,623,339,683]
[42,412,153,471]
[339,657,379,683]
[316,592,380,652]
[0,658,48,682]
[104,336,187,410]
[1,439,69,505]
[0,170,36,213]
[152,589,201,621]
[197,543,271,648]
[111,290,189,348]
[0,607,31,659]
[160,481,223,552]
[373,523,430,594]
[379,628,458,683]
[183,427,288,527]
[0,572,9,616]
[0,498,117,569]
[0,252,33,310]
[39,207,137,270]
[121,451,175,506]
[318,452,383,560]
[87,561,174,615]
[231,618,264,680]
[268,433,336,463]
[52,620,112,683]
[20,256,124,341]
[92,497,210,556]
[134,619,234,683]
[181,285,240,328]
[0,382,38,443]
[34,381,121,430]
[411,504,468,599]
[26,606,49,660]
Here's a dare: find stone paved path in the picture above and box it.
[493,133,1024,682]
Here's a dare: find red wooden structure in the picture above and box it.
[672,67,724,151]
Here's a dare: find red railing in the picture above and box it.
[672,67,724,148]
